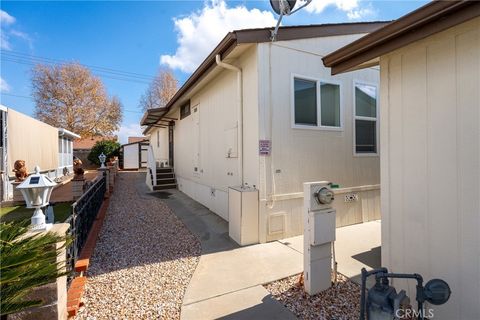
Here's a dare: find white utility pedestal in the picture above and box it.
[228,186,259,246]
[303,181,336,295]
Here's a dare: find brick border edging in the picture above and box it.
[66,197,110,317]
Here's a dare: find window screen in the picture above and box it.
[320,82,340,127]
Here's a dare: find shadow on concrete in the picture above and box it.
[217,295,297,320]
[349,246,381,286]
[351,246,381,269]
[148,191,172,199]
[147,189,240,255]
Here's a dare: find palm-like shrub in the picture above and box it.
[0,221,70,317]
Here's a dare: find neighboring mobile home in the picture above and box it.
[142,22,388,243]
[0,106,80,201]
[323,1,479,319]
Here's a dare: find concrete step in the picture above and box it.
[157,173,175,179]
[153,183,177,190]
[156,167,174,173]
[156,178,176,185]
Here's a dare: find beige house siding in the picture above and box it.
[257,34,381,241]
[173,46,259,220]
[149,127,169,166]
[380,17,479,319]
[148,34,381,242]
[7,108,59,174]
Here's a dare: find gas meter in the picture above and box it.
[360,267,451,320]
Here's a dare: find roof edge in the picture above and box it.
[141,21,390,129]
[58,128,81,139]
[323,0,479,74]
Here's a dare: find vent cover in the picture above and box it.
[268,212,286,235]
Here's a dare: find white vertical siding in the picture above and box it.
[149,127,169,165]
[7,108,58,173]
[165,34,381,242]
[173,46,259,220]
[380,17,479,319]
[258,34,381,241]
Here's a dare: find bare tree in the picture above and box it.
[139,68,178,111]
[32,63,123,137]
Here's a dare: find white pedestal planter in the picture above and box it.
[12,181,25,203]
[71,179,85,201]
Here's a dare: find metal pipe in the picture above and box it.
[360,267,389,320]
[215,54,244,186]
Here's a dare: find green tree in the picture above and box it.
[88,140,121,165]
[0,221,70,317]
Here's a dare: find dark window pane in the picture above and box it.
[294,78,317,126]
[356,120,376,153]
[320,83,340,127]
[355,84,377,118]
[180,102,191,119]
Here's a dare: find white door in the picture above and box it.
[124,144,139,169]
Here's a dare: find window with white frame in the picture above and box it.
[354,83,378,154]
[293,76,341,129]
[320,82,341,127]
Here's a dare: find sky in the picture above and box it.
[0,0,429,143]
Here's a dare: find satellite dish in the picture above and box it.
[270,0,297,16]
[269,0,311,41]
[424,279,451,305]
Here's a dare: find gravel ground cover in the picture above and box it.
[76,172,201,320]
[264,272,361,320]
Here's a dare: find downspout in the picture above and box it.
[215,54,244,186]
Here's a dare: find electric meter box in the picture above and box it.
[309,208,336,246]
[228,186,259,246]
[306,181,335,211]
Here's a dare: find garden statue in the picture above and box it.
[73,157,85,180]
[63,166,70,176]
[13,160,28,181]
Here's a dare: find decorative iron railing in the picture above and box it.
[65,173,106,285]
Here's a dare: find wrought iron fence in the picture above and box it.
[65,174,106,284]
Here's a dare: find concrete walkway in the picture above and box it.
[279,220,381,285]
[159,189,381,319]
[159,190,299,320]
